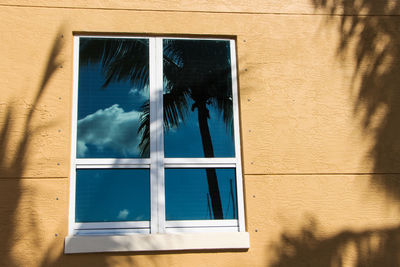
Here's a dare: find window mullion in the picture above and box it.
[150,37,166,234]
[155,37,166,233]
[149,37,158,234]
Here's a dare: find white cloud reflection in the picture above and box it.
[77,104,142,157]
[117,209,129,220]
[129,86,148,98]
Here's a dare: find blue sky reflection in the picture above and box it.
[75,169,150,222]
[165,168,237,220]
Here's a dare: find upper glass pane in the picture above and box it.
[163,39,235,158]
[75,169,150,222]
[77,38,149,158]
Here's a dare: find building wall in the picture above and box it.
[1,1,400,266]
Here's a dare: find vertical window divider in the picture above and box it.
[150,37,166,234]
[155,37,166,233]
[149,37,158,233]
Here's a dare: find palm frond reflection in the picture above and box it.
[79,37,236,220]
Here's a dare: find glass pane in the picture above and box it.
[163,39,235,158]
[77,38,149,158]
[76,169,150,222]
[165,168,237,220]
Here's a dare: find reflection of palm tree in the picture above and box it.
[80,38,233,219]
[163,40,233,219]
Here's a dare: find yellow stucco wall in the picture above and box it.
[1,1,400,266]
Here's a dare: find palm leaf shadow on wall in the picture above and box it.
[0,30,64,267]
[0,30,143,267]
[272,1,400,266]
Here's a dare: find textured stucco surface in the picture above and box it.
[0,0,399,15]
[1,1,400,266]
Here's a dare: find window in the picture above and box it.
[68,36,246,243]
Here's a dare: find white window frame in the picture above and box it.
[68,35,246,241]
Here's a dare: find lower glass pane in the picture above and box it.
[165,168,237,220]
[76,169,150,222]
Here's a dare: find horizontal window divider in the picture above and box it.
[74,221,150,230]
[165,163,236,168]
[165,227,239,233]
[75,158,151,166]
[164,158,237,164]
[76,164,151,169]
[74,229,150,236]
[166,220,238,228]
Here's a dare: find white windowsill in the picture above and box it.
[64,232,250,254]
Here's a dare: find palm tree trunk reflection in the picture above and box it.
[197,100,223,219]
[80,38,233,220]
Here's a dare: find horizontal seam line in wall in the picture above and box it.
[244,173,400,176]
[0,177,68,179]
[1,4,400,17]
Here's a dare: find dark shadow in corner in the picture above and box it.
[271,1,400,266]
